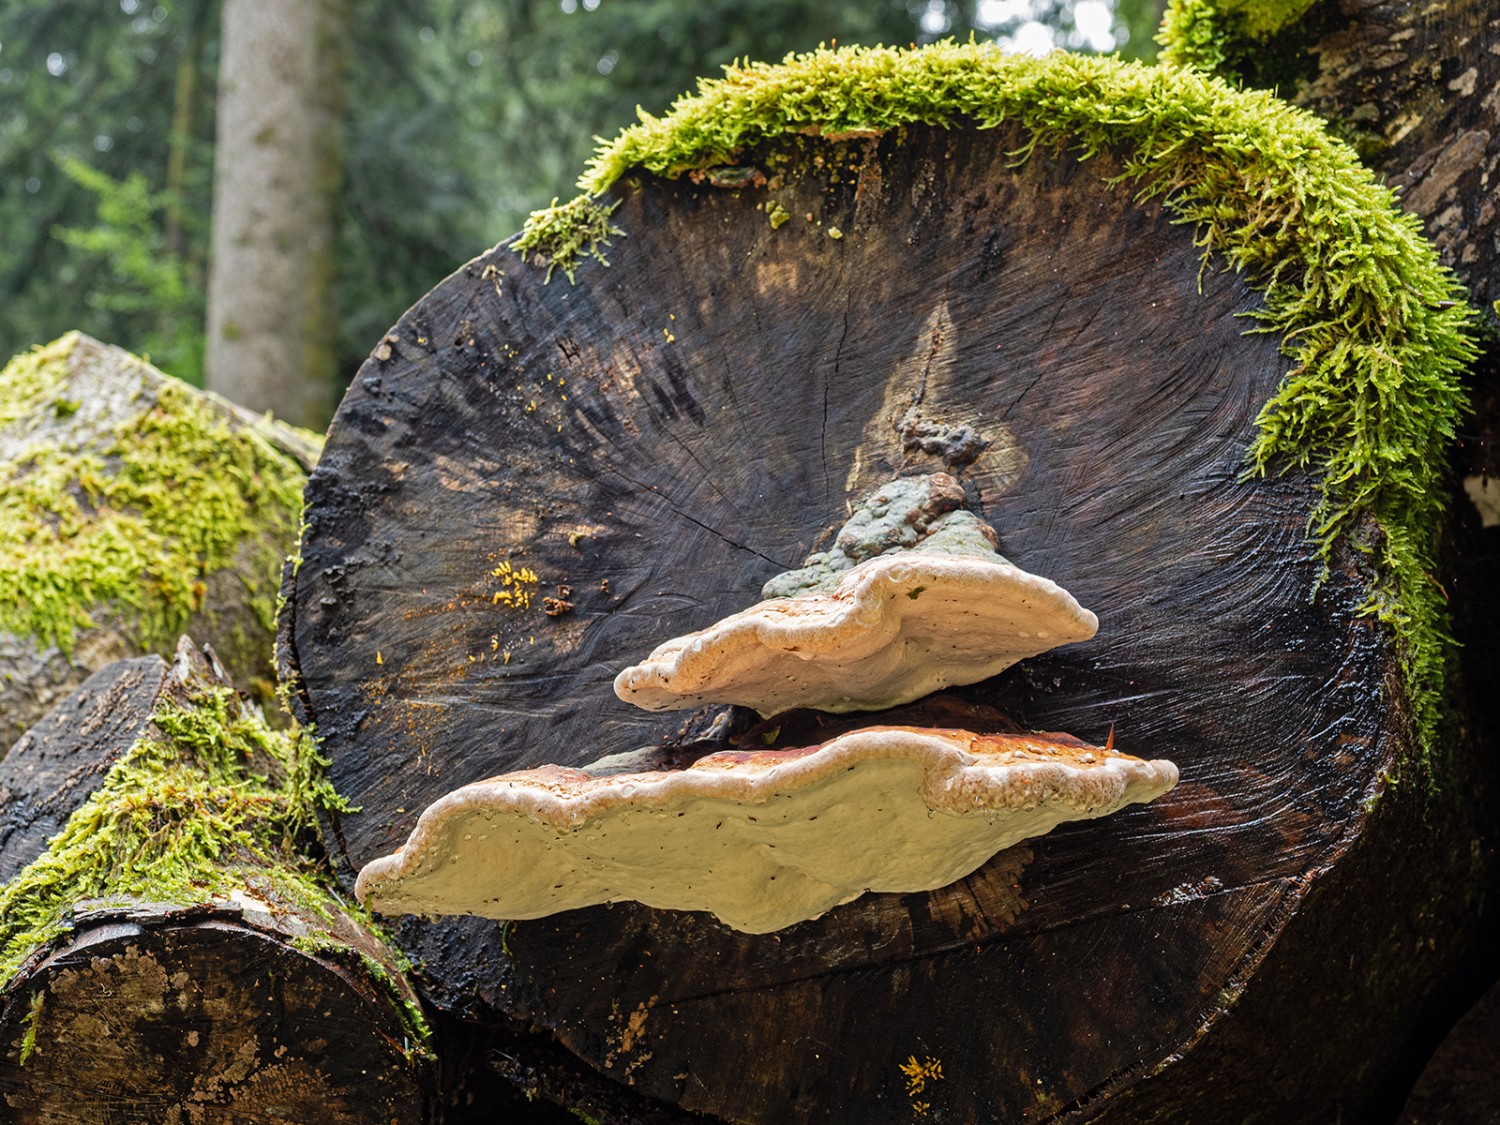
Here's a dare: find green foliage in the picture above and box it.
[53,157,203,382]
[566,42,1473,771]
[944,0,1167,60]
[2,0,934,389]
[0,0,216,374]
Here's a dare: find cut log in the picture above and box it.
[0,333,317,750]
[0,639,432,1122]
[280,47,1485,1122]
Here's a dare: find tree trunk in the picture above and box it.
[0,640,433,1122]
[205,0,351,430]
[280,58,1489,1122]
[0,332,315,751]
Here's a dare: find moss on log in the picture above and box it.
[1157,0,1500,335]
[0,333,317,749]
[0,639,432,1121]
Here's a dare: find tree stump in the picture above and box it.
[0,333,316,749]
[280,48,1486,1122]
[0,640,432,1122]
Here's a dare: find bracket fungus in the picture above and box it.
[613,474,1098,716]
[354,726,1178,934]
[356,474,1178,933]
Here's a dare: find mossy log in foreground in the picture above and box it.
[0,640,432,1122]
[281,46,1492,1124]
[0,332,317,750]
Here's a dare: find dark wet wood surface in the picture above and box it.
[0,912,429,1124]
[285,124,1407,1122]
[0,655,167,883]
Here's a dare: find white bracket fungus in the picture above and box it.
[614,554,1097,716]
[355,726,1178,934]
[615,476,1096,716]
[356,475,1175,934]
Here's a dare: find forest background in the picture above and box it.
[0,0,1164,428]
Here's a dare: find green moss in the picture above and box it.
[1157,0,1318,73]
[537,43,1476,774]
[0,648,433,1054]
[17,991,42,1066]
[0,337,308,655]
[0,676,348,985]
[0,334,75,430]
[512,196,624,284]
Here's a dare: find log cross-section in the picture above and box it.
[0,643,433,1123]
[282,47,1484,1125]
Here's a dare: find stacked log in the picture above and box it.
[279,45,1489,1123]
[0,640,433,1122]
[0,333,316,749]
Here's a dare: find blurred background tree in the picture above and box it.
[0,0,1165,425]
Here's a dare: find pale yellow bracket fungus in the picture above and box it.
[355,726,1178,934]
[615,555,1097,716]
[615,475,1097,716]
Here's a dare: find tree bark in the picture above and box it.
[1253,0,1497,315]
[205,0,351,429]
[281,120,1490,1122]
[0,333,315,751]
[0,641,432,1122]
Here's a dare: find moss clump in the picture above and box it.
[0,335,74,430]
[0,335,310,655]
[0,650,432,1053]
[512,196,624,284]
[0,672,341,984]
[539,43,1475,772]
[1156,0,1318,73]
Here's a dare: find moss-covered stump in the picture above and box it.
[0,332,318,751]
[282,46,1483,1123]
[0,639,432,1122]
